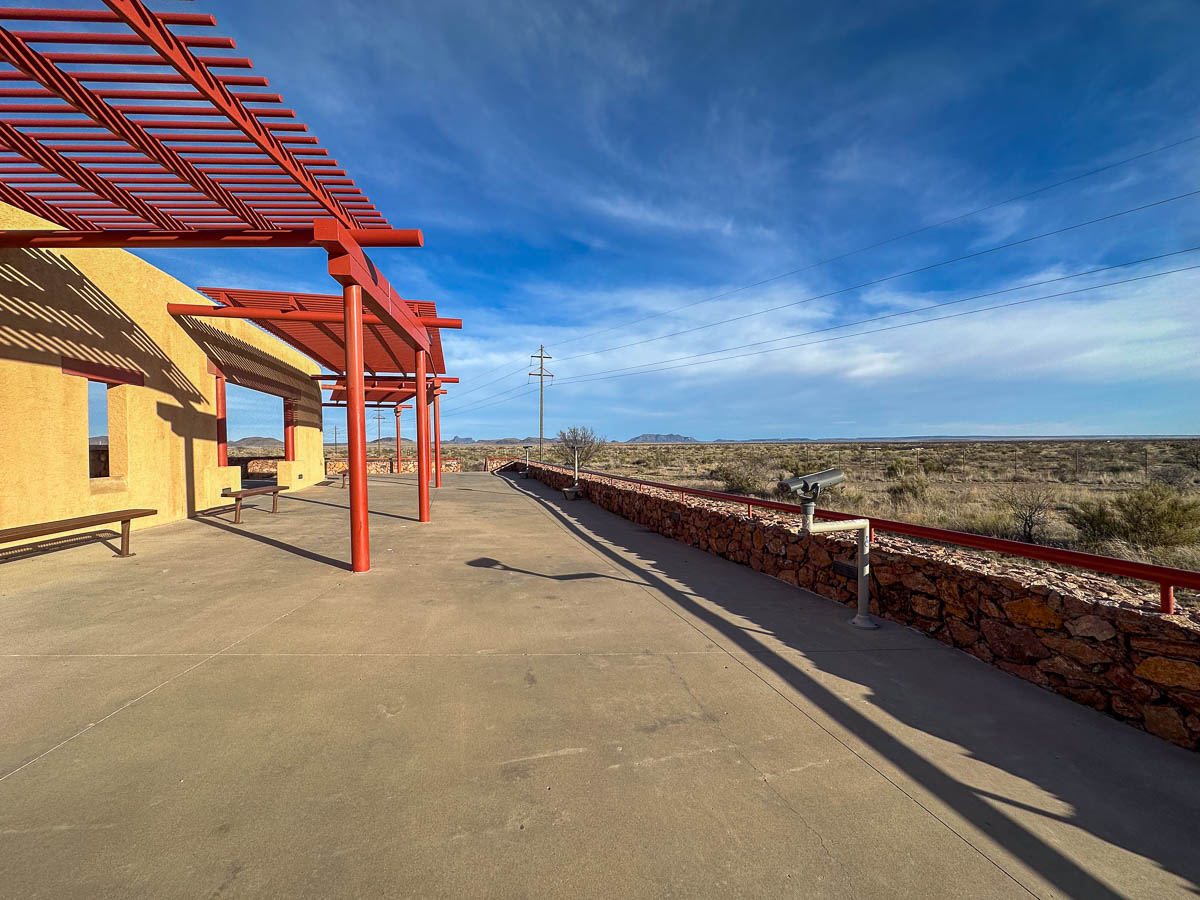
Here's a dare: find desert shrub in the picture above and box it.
[887,475,930,507]
[885,458,915,479]
[921,456,946,475]
[710,463,767,496]
[1065,499,1120,544]
[1066,485,1200,548]
[1121,484,1200,547]
[1154,465,1196,489]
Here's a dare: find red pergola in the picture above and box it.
[0,1,461,573]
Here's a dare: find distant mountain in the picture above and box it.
[443,435,476,444]
[626,433,697,444]
[88,435,108,445]
[229,436,283,451]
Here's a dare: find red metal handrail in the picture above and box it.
[517,462,1198,613]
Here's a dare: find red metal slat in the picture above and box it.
[34,133,319,145]
[0,227,423,247]
[116,105,296,118]
[0,9,216,26]
[0,88,282,101]
[35,52,253,68]
[4,118,307,132]
[104,0,366,229]
[0,26,274,229]
[0,174,91,227]
[13,31,235,50]
[0,70,269,85]
[0,117,181,227]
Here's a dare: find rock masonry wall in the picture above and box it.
[513,461,1200,750]
[324,457,462,476]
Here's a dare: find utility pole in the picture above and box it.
[333,424,339,457]
[373,407,385,456]
[529,345,553,461]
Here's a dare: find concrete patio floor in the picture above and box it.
[1,471,1197,898]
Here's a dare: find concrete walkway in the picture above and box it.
[1,472,1197,898]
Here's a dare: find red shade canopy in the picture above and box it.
[196,288,447,375]
[0,2,390,232]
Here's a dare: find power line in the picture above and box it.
[545,131,1200,349]
[448,133,1200,404]
[554,186,1200,363]
[444,261,1198,419]
[555,263,1200,386]
[548,245,1200,382]
[444,237,1200,417]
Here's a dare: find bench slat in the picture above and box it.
[222,486,288,499]
[0,508,156,544]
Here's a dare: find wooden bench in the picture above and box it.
[221,485,288,524]
[0,508,156,558]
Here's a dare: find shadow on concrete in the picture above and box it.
[282,493,419,523]
[465,556,647,586]
[497,473,1200,898]
[194,517,351,571]
[0,530,122,564]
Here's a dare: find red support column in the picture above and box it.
[415,351,431,522]
[214,373,228,466]
[394,405,402,473]
[433,391,443,488]
[343,283,370,572]
[283,399,296,462]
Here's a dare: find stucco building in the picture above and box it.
[0,202,324,541]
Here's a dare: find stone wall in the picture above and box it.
[324,457,462,476]
[485,456,524,472]
[514,462,1200,750]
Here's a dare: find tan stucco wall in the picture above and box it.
[0,204,325,543]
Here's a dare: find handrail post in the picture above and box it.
[1161,584,1175,614]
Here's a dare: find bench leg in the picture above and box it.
[271,491,279,514]
[233,498,243,525]
[118,518,132,557]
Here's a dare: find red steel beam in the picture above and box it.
[0,226,423,248]
[214,372,228,466]
[283,399,296,462]
[433,391,442,489]
[342,283,370,572]
[0,119,183,228]
[314,218,432,355]
[314,376,459,384]
[0,27,274,228]
[166,303,461,330]
[104,0,362,228]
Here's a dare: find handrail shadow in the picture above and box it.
[466,556,648,587]
[497,473,1200,898]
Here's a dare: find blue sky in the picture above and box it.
[125,0,1200,442]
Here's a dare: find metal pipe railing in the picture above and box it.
[513,462,1198,614]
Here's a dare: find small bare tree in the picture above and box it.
[556,426,606,485]
[999,484,1057,543]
